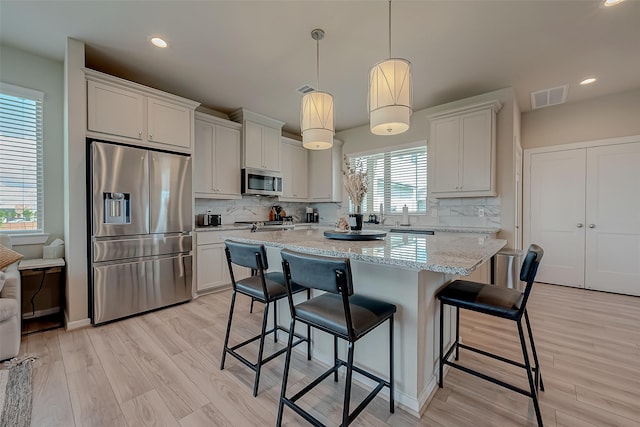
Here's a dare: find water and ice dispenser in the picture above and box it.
[103,192,131,224]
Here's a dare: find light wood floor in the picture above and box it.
[21,283,640,426]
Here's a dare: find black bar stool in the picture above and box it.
[437,244,545,427]
[278,249,396,427]
[221,240,310,396]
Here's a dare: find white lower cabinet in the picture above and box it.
[195,232,249,294]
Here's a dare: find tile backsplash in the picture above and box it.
[198,196,501,229]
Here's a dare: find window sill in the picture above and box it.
[1,233,50,246]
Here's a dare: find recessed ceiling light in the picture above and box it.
[580,78,597,85]
[602,0,625,7]
[151,37,168,48]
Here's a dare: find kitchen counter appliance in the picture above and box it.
[241,168,283,196]
[88,140,192,325]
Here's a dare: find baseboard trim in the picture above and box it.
[65,316,91,331]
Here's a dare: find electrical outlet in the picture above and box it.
[478,208,485,217]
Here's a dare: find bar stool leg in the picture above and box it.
[518,320,544,427]
[438,300,444,388]
[341,341,355,427]
[221,291,237,370]
[253,302,270,397]
[334,335,339,382]
[277,318,297,427]
[307,289,312,360]
[273,299,278,343]
[455,307,460,360]
[389,315,395,413]
[524,309,544,391]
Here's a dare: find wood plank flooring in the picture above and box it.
[22,283,640,426]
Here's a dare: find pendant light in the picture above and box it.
[369,0,412,135]
[301,29,335,150]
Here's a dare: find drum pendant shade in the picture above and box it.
[301,29,334,150]
[302,91,334,150]
[368,1,412,136]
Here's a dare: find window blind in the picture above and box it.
[350,145,427,214]
[0,82,44,233]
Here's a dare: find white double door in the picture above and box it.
[526,141,640,296]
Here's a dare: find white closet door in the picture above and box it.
[528,149,586,287]
[585,142,640,296]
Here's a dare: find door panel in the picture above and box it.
[93,254,192,324]
[528,149,586,287]
[149,151,192,234]
[585,142,640,295]
[92,142,149,237]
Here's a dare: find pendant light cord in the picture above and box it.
[316,37,320,90]
[388,0,392,58]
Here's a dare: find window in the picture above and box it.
[0,82,44,233]
[349,143,427,214]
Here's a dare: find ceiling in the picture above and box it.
[1,0,639,135]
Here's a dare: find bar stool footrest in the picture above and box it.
[285,358,391,426]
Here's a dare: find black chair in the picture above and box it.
[437,244,545,427]
[221,240,310,396]
[278,249,396,427]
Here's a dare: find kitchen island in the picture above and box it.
[218,227,506,417]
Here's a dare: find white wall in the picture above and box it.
[336,87,519,247]
[0,44,65,257]
[522,89,640,149]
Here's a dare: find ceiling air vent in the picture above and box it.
[530,85,568,110]
[296,84,315,95]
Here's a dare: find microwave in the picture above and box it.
[241,168,283,196]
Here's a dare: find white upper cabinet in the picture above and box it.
[147,97,191,149]
[194,112,242,199]
[86,69,199,154]
[309,139,343,202]
[87,80,144,140]
[427,100,501,197]
[280,137,309,201]
[229,108,284,173]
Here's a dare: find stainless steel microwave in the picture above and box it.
[241,168,283,196]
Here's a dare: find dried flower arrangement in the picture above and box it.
[342,154,367,213]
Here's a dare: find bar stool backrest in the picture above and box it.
[225,240,269,270]
[281,249,353,296]
[517,244,544,313]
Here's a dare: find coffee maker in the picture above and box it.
[272,205,283,221]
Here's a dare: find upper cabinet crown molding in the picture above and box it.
[229,108,285,130]
[85,68,199,154]
[426,99,502,120]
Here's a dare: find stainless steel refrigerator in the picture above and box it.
[88,140,192,325]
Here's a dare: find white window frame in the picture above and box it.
[0,82,45,236]
[348,140,427,214]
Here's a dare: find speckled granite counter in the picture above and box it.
[219,228,505,275]
[217,228,505,416]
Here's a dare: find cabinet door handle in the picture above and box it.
[138,131,142,138]
[588,224,596,228]
[149,134,153,140]
[577,223,584,228]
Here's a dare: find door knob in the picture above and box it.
[589,224,596,228]
[577,223,584,228]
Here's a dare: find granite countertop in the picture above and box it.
[363,224,500,234]
[218,228,506,276]
[196,223,499,234]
